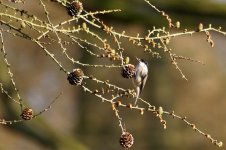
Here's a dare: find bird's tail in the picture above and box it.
[134,86,140,106]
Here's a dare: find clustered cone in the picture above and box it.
[119,132,134,149]
[20,108,33,120]
[67,1,83,17]
[67,68,84,85]
[121,64,135,79]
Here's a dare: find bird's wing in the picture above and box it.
[139,74,148,95]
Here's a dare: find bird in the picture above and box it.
[133,58,148,106]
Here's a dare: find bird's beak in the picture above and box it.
[136,57,140,62]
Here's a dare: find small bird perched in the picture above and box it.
[133,58,148,105]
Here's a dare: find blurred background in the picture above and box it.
[0,0,226,150]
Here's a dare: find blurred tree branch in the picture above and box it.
[84,0,226,28]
